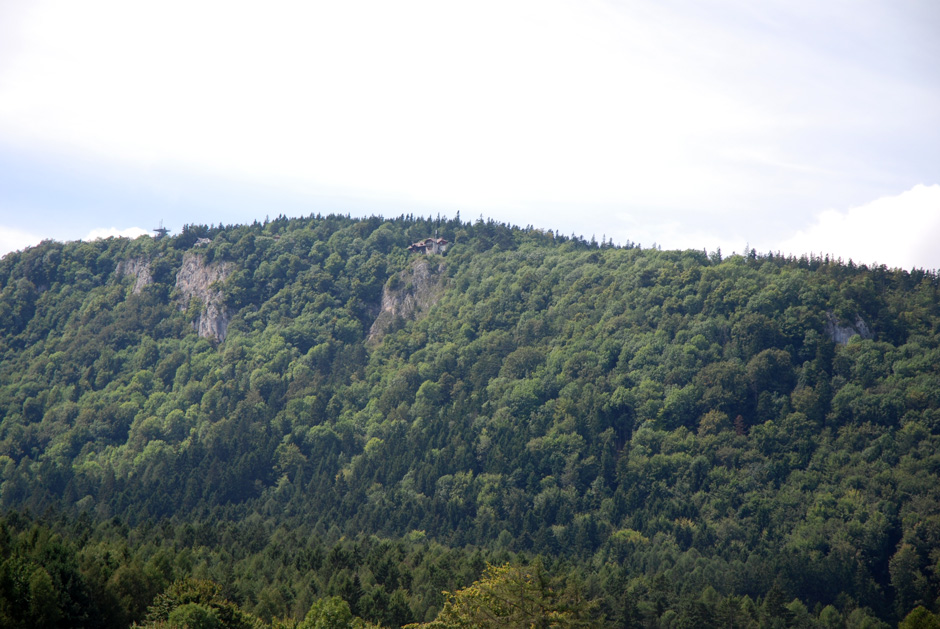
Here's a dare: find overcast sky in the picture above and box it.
[1,0,938,269]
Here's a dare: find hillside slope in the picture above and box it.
[1,214,939,627]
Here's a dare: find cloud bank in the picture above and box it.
[1,1,936,226]
[0,225,43,258]
[774,184,940,271]
[0,225,150,258]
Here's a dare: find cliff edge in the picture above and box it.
[368,258,445,342]
[176,252,232,341]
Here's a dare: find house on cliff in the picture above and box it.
[408,237,449,255]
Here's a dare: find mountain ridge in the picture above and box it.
[0,213,938,628]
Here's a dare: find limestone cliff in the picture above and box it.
[825,312,873,345]
[176,252,232,341]
[368,258,445,341]
[116,257,153,294]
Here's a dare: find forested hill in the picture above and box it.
[2,213,940,628]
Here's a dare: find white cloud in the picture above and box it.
[773,184,940,270]
[4,0,931,220]
[0,0,747,210]
[0,225,43,258]
[83,226,149,242]
[0,225,150,258]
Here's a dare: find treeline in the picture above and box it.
[1,213,940,627]
[4,511,924,628]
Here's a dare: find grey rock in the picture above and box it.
[825,312,872,345]
[176,252,232,341]
[368,258,445,342]
[116,257,153,294]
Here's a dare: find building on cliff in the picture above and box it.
[408,237,449,255]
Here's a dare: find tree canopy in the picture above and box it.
[1,212,939,627]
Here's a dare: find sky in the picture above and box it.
[1,0,938,269]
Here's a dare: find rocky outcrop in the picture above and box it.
[368,258,445,341]
[825,312,872,345]
[117,257,153,294]
[176,252,233,341]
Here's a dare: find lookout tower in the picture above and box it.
[153,220,170,239]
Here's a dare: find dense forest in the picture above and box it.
[1,213,939,628]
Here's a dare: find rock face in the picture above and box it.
[176,252,233,341]
[368,258,445,341]
[825,312,873,345]
[117,257,153,294]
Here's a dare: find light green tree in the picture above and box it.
[300,596,380,629]
[899,606,940,629]
[407,562,592,629]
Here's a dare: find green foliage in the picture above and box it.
[1,214,940,627]
[408,562,592,628]
[167,603,221,629]
[899,606,940,629]
[141,578,265,628]
[300,595,381,629]
[301,596,354,629]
